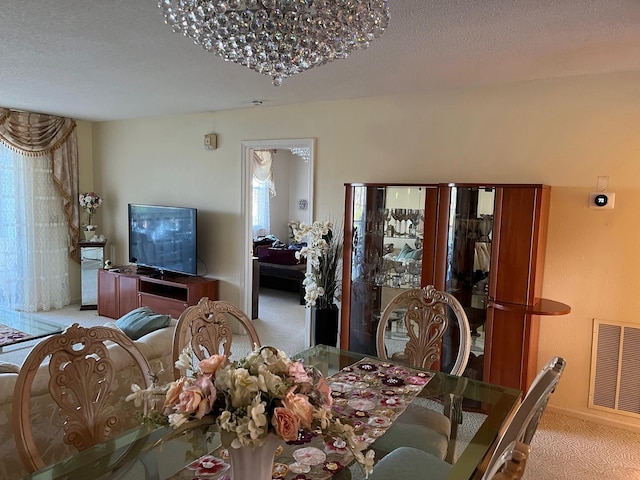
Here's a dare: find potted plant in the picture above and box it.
[293,221,343,346]
[79,192,102,240]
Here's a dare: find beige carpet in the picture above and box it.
[524,411,640,480]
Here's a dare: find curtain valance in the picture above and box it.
[252,150,276,197]
[0,108,80,260]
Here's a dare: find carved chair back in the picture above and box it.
[12,323,152,473]
[172,297,261,379]
[376,285,472,376]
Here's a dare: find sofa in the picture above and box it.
[0,321,175,480]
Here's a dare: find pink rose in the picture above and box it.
[164,377,187,412]
[283,388,314,429]
[272,407,300,442]
[175,374,216,419]
[316,375,333,407]
[199,355,227,375]
[288,361,310,383]
[193,374,216,418]
[176,386,204,415]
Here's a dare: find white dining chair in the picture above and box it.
[172,297,261,379]
[373,285,472,462]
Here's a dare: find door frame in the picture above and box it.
[241,138,315,348]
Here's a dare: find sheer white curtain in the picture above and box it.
[252,150,276,238]
[252,177,271,237]
[0,145,70,311]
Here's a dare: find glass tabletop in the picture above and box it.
[0,307,63,351]
[21,345,521,480]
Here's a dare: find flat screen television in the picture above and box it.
[128,204,197,276]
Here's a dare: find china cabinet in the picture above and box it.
[340,183,570,392]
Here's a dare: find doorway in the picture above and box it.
[241,139,315,348]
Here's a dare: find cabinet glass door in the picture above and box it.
[347,185,430,355]
[442,186,495,380]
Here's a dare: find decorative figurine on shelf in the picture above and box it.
[79,192,102,240]
[104,259,113,269]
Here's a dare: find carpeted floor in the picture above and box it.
[524,411,640,479]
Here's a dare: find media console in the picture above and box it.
[97,269,219,319]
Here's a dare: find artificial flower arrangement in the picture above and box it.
[78,192,102,230]
[127,345,374,477]
[293,221,343,309]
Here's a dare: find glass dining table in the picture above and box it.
[20,345,521,480]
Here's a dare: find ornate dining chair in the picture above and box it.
[374,285,472,462]
[12,323,153,473]
[368,356,566,480]
[172,297,261,379]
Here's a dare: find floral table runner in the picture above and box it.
[168,358,434,480]
[0,323,33,346]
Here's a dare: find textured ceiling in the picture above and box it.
[1,0,639,121]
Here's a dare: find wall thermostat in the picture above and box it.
[589,192,615,210]
[204,133,217,150]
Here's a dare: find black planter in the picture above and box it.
[311,307,339,347]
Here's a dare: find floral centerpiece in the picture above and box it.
[293,221,343,310]
[78,192,102,231]
[128,345,374,479]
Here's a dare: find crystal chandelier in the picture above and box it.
[158,0,390,86]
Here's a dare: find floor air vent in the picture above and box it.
[589,319,640,417]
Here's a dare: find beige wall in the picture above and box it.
[87,71,640,429]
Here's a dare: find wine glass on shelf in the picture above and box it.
[391,209,401,236]
[407,209,420,237]
[398,209,408,236]
[383,209,391,235]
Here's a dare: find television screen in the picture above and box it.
[128,204,197,276]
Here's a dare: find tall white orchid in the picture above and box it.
[294,221,343,309]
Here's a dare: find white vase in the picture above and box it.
[226,434,280,480]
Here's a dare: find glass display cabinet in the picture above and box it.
[437,186,496,382]
[341,183,571,393]
[341,184,438,356]
[79,241,106,310]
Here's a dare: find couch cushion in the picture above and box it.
[116,307,171,340]
[0,361,19,374]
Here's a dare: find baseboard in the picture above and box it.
[547,405,640,433]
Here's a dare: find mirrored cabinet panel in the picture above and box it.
[80,241,106,310]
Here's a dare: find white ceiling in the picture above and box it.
[2,1,639,122]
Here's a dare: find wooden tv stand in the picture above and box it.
[98,269,219,319]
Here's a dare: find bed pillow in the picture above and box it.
[115,307,171,340]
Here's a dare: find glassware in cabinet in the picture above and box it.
[342,184,435,355]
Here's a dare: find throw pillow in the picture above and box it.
[115,307,171,340]
[406,248,423,260]
[396,243,415,261]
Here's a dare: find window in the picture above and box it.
[0,145,69,311]
[252,177,270,238]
